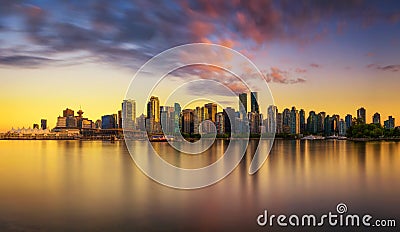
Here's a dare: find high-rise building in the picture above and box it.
[307,111,318,134]
[122,99,136,129]
[282,108,291,134]
[357,107,366,124]
[118,110,122,129]
[266,105,277,134]
[147,96,160,133]
[384,116,395,129]
[174,103,181,134]
[373,112,381,125]
[160,106,175,134]
[182,109,194,134]
[101,114,117,129]
[290,107,300,134]
[40,119,47,130]
[204,103,217,122]
[331,115,340,135]
[248,112,260,134]
[299,109,306,134]
[345,114,353,129]
[250,92,259,113]
[324,115,331,136]
[276,113,283,134]
[339,119,346,136]
[223,107,236,134]
[317,112,326,134]
[239,93,247,118]
[136,114,146,131]
[216,112,225,135]
[63,108,74,117]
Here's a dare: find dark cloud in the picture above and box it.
[0,55,56,67]
[0,0,399,73]
[310,63,321,68]
[367,64,400,72]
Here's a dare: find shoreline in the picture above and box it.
[1,137,400,142]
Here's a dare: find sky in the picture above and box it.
[1,0,400,131]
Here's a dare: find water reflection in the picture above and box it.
[0,140,399,231]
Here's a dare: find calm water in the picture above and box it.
[0,140,399,231]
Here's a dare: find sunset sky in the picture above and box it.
[1,0,400,131]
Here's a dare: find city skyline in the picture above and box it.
[6,93,397,136]
[1,1,400,131]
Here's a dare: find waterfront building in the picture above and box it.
[122,99,136,129]
[307,111,318,134]
[317,112,326,134]
[216,112,225,135]
[248,112,260,134]
[266,105,277,134]
[339,119,346,136]
[357,107,366,124]
[160,106,175,134]
[204,103,217,122]
[66,116,77,128]
[182,109,194,134]
[331,115,340,135]
[56,116,67,128]
[174,103,181,134]
[101,114,118,129]
[276,113,283,134]
[250,92,259,113]
[147,96,160,133]
[40,119,47,130]
[136,114,146,131]
[63,108,74,117]
[282,108,291,134]
[373,112,381,125]
[345,114,353,129]
[299,109,306,134]
[95,119,102,129]
[324,115,331,136]
[239,92,247,119]
[223,107,236,135]
[290,107,300,134]
[384,116,395,129]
